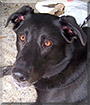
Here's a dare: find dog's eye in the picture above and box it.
[20,35,26,41]
[44,40,52,47]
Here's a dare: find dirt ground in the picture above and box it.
[1,3,39,103]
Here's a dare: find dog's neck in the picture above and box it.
[35,62,86,91]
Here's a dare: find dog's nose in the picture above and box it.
[13,72,27,82]
[12,68,29,82]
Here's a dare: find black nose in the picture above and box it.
[12,68,29,82]
[13,72,27,82]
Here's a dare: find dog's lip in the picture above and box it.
[12,77,30,88]
[11,75,39,88]
[16,82,30,88]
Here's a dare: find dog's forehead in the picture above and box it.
[26,14,59,30]
[16,14,59,35]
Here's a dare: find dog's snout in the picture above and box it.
[12,68,29,82]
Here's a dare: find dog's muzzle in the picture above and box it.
[12,67,29,82]
[11,65,40,87]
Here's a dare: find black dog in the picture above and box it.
[5,6,88,104]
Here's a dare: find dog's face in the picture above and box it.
[6,6,87,87]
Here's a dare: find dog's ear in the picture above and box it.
[59,16,87,46]
[5,6,34,30]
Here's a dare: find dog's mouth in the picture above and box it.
[13,78,39,88]
[13,78,30,88]
[11,69,41,87]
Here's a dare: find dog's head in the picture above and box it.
[6,6,87,87]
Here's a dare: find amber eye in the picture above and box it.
[44,40,52,47]
[20,35,26,41]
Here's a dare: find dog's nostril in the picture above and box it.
[13,72,27,82]
[19,76,26,81]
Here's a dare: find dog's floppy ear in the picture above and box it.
[5,6,34,30]
[59,16,87,46]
